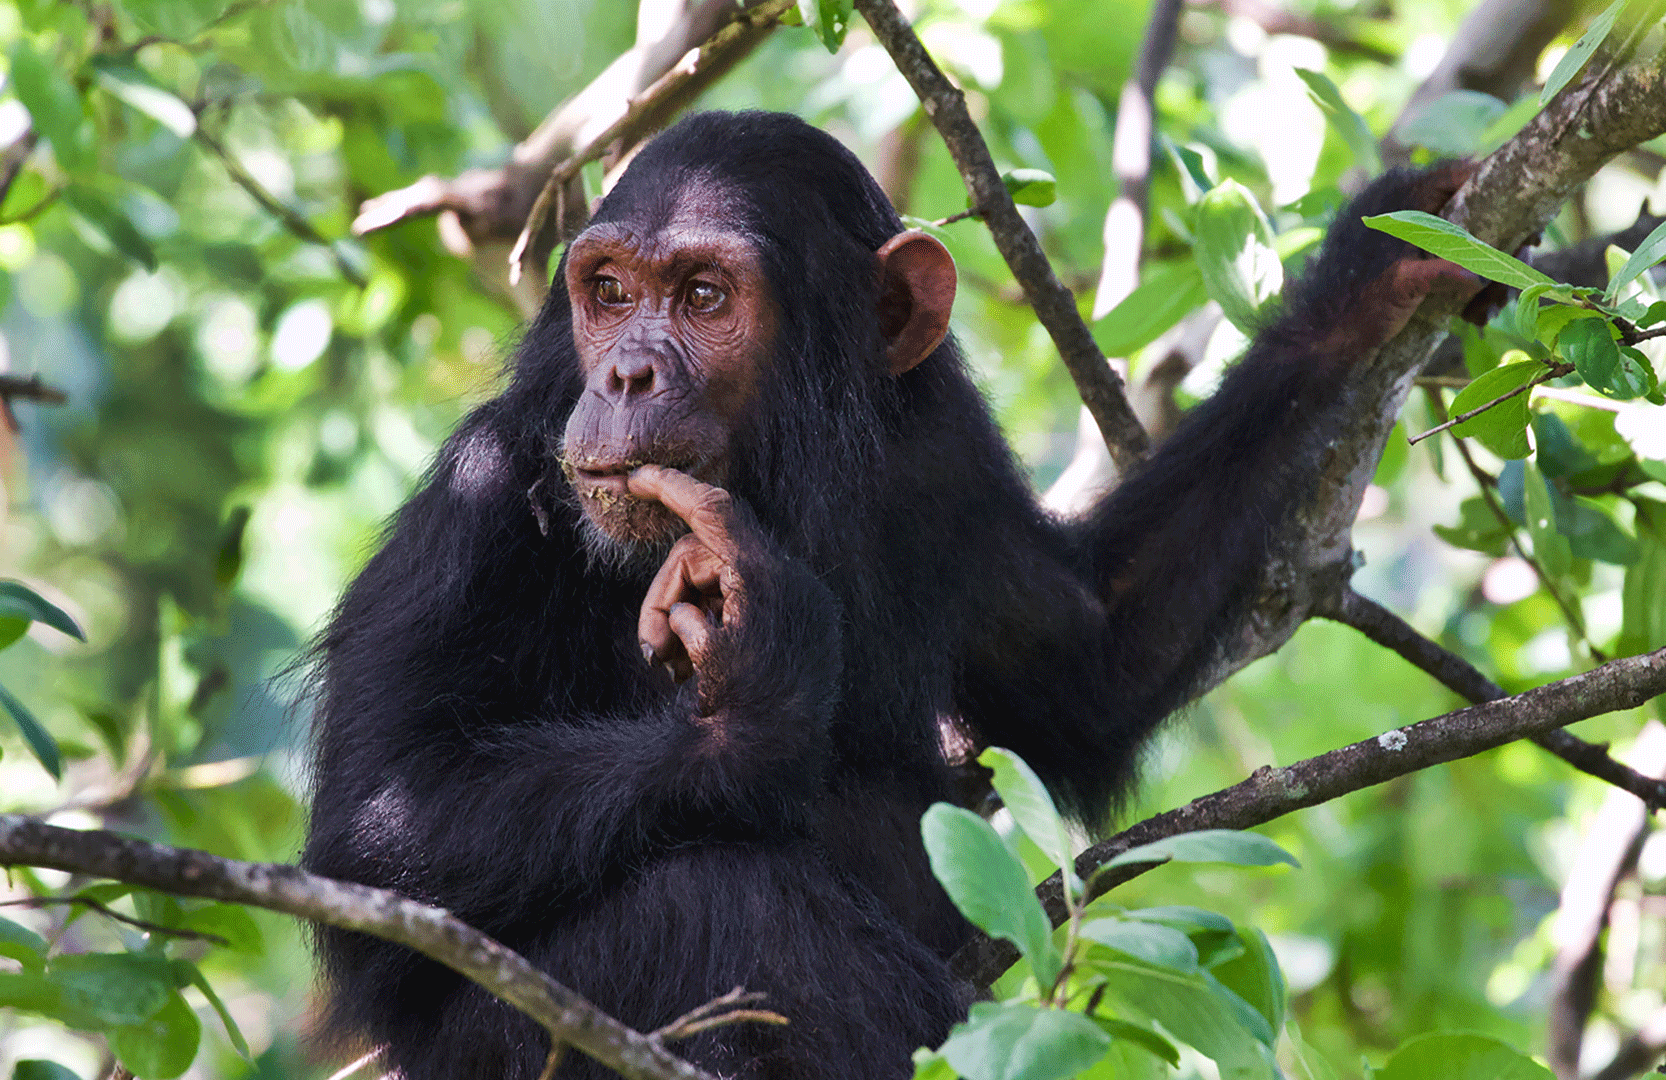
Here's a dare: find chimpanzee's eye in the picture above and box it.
[686,281,725,312]
[594,276,628,306]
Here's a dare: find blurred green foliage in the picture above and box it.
[0,0,1662,1077]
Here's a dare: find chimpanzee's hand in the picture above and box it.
[1291,161,1494,352]
[627,465,841,718]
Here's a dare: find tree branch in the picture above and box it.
[1317,585,1666,809]
[351,0,783,250]
[852,0,1152,471]
[0,816,721,1080]
[193,127,366,288]
[505,0,797,285]
[953,646,1666,987]
[1176,45,1666,700]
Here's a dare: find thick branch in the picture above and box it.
[852,0,1152,471]
[1184,47,1666,698]
[953,646,1666,986]
[0,816,718,1080]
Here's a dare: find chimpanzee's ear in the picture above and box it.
[875,230,957,375]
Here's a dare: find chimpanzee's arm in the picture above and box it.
[301,421,841,930]
[963,165,1482,820]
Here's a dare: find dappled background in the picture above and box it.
[1,0,1664,1077]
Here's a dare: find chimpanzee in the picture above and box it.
[302,110,1480,1080]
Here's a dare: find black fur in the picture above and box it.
[303,112,1447,1079]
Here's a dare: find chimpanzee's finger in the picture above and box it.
[665,602,714,683]
[639,536,722,665]
[627,466,745,565]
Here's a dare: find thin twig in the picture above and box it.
[0,375,67,406]
[192,128,367,288]
[1427,387,1602,655]
[852,0,1152,471]
[1408,362,1571,445]
[505,0,798,285]
[0,896,230,946]
[1316,585,1666,810]
[0,130,38,211]
[651,986,787,1043]
[534,1045,566,1080]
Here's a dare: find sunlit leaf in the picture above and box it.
[1362,212,1557,291]
[797,0,853,52]
[1194,180,1282,333]
[1447,359,1545,459]
[1099,830,1297,871]
[1541,0,1631,105]
[1293,69,1381,174]
[1002,169,1056,207]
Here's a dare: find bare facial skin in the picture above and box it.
[559,186,775,555]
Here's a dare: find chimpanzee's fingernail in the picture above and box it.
[641,641,655,664]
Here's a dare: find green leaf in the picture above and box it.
[180,904,263,954]
[1089,1018,1180,1067]
[0,916,47,973]
[797,0,853,52]
[0,581,86,641]
[1395,90,1507,157]
[61,187,158,271]
[1561,319,1652,399]
[1541,0,1631,105]
[1433,497,1512,556]
[89,59,196,138]
[1293,69,1381,174]
[111,991,201,1079]
[1514,283,1551,341]
[1448,360,1545,459]
[938,1002,1111,1080]
[1620,503,1666,655]
[14,1061,84,1080]
[1100,830,1298,871]
[9,39,90,173]
[1079,918,1199,971]
[1377,1033,1553,1080]
[1161,138,1216,200]
[180,962,250,1058]
[922,804,1062,985]
[1363,212,1558,291]
[1002,169,1056,208]
[1209,927,1287,1038]
[980,748,1077,892]
[48,953,175,1026]
[0,972,103,1029]
[1092,958,1278,1073]
[0,619,27,651]
[1524,462,1573,578]
[0,682,60,779]
[1557,494,1640,564]
[910,1048,956,1080]
[1194,180,1282,333]
[1095,260,1209,358]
